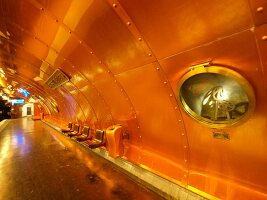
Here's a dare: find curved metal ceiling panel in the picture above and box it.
[34,0,73,22]
[119,0,253,59]
[0,0,266,199]
[68,0,155,75]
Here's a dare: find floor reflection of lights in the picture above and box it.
[51,132,116,194]
[0,118,163,200]
[0,135,11,198]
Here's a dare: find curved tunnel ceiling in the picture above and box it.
[0,0,267,199]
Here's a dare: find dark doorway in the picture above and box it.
[27,107,32,115]
[0,100,11,121]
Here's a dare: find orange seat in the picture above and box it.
[61,122,73,134]
[68,124,81,137]
[88,130,105,149]
[76,126,91,142]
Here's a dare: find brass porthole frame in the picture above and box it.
[177,65,256,128]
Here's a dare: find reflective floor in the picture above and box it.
[0,118,164,200]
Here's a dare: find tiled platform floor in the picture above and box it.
[0,118,164,200]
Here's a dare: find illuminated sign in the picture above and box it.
[17,88,30,97]
[10,99,25,105]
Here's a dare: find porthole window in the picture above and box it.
[177,66,255,128]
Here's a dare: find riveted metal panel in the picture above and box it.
[255,24,267,91]
[59,38,111,83]
[94,78,133,120]
[33,0,72,21]
[67,0,154,74]
[79,83,113,129]
[249,0,267,26]
[0,0,267,199]
[119,0,253,59]
[63,83,86,122]
[117,63,187,181]
[160,29,267,198]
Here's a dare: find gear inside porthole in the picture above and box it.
[178,66,255,128]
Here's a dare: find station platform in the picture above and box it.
[0,117,164,200]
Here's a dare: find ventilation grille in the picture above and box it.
[45,69,69,89]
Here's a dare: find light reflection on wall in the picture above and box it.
[58,90,76,118]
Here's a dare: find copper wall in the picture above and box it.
[0,0,267,199]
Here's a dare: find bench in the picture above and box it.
[76,126,91,142]
[68,124,81,137]
[88,129,105,149]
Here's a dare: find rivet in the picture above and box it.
[90,51,93,54]
[163,81,167,84]
[262,36,267,41]
[184,159,187,162]
[114,79,117,83]
[63,58,66,61]
[257,7,264,12]
[40,7,44,11]
[126,22,131,26]
[148,53,152,56]
[138,126,140,129]
[174,106,178,110]
[169,94,173,97]
[69,30,71,34]
[99,61,102,64]
[107,70,111,73]
[112,3,117,8]
[79,41,82,44]
[156,67,160,70]
[138,37,142,41]
[178,119,182,122]
[72,66,75,68]
[184,145,187,149]
[120,88,123,92]
[55,19,59,23]
[134,115,137,119]
[181,133,185,136]
[184,174,187,177]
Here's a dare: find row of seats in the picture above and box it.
[61,122,105,149]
